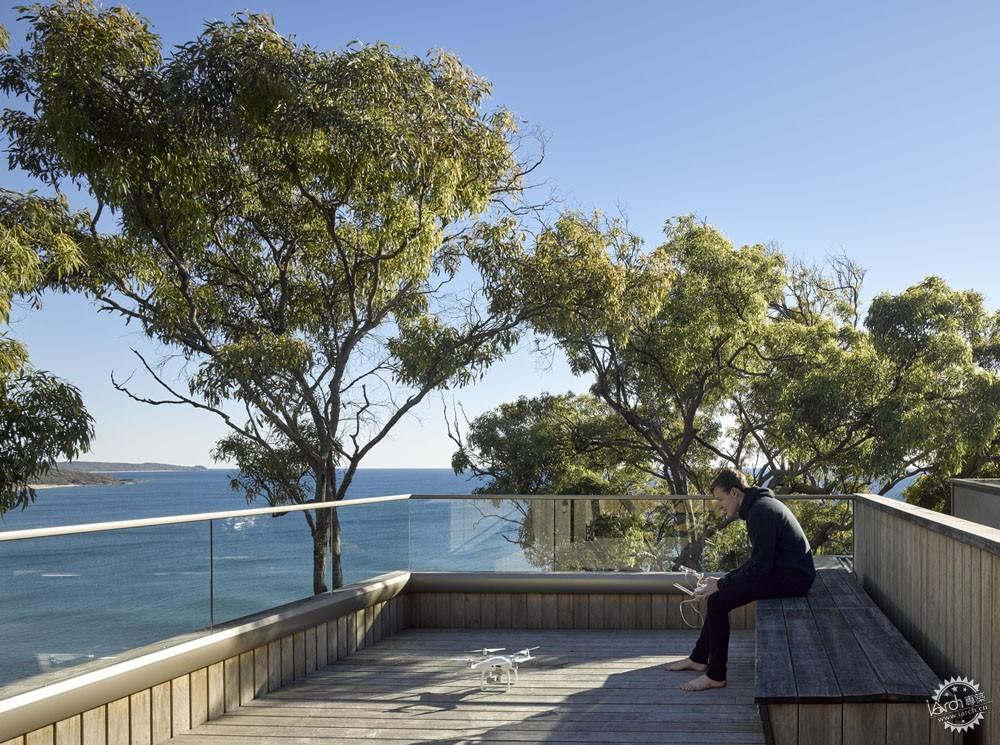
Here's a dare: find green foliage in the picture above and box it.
[0,369,93,513]
[0,187,93,512]
[452,392,653,496]
[0,2,548,588]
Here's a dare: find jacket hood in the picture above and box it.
[738,485,775,520]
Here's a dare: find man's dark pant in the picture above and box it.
[689,569,814,682]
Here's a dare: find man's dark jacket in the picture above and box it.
[716,486,817,590]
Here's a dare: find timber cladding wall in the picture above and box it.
[0,588,407,745]
[403,591,756,631]
[853,493,1000,745]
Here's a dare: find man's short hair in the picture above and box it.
[710,468,749,493]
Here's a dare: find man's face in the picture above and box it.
[713,486,742,518]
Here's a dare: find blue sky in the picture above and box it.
[2,1,998,467]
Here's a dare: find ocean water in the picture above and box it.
[0,468,551,692]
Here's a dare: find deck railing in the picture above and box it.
[0,493,852,694]
[853,492,1000,745]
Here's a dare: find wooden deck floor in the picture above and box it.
[167,628,765,744]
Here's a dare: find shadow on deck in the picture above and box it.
[165,628,764,744]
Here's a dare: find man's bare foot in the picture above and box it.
[663,657,708,672]
[680,673,727,691]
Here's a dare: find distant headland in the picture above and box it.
[29,461,208,488]
[55,461,209,473]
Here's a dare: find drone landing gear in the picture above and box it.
[480,665,515,691]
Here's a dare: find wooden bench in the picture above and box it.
[755,568,952,745]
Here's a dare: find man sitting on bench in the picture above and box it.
[664,468,817,691]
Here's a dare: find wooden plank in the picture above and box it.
[636,594,651,630]
[968,545,980,701]
[207,661,224,719]
[887,703,928,745]
[573,593,589,630]
[526,593,543,629]
[190,669,208,727]
[170,676,190,736]
[82,707,106,745]
[781,595,809,610]
[754,607,796,702]
[465,593,482,630]
[557,594,574,630]
[387,598,398,635]
[783,608,841,701]
[481,592,497,629]
[666,594,681,629]
[223,656,239,712]
[305,626,317,673]
[238,651,254,705]
[253,646,267,698]
[418,593,434,628]
[265,640,279,693]
[129,689,151,745]
[651,594,667,630]
[766,703,796,745]
[375,602,385,642]
[838,607,927,701]
[403,594,419,629]
[798,704,840,745]
[337,616,347,659]
[542,593,558,629]
[54,716,80,745]
[811,606,885,701]
[317,621,328,666]
[349,608,362,650]
[511,593,528,629]
[24,729,52,745]
[150,682,170,743]
[292,631,306,680]
[992,553,1000,745]
[107,697,129,745]
[589,594,605,630]
[843,702,885,745]
[496,593,512,629]
[450,592,465,628]
[804,572,838,610]
[621,594,636,630]
[365,605,376,647]
[605,594,621,630]
[280,634,293,685]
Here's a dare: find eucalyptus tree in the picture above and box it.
[504,210,785,495]
[0,3,551,590]
[0,17,92,512]
[449,391,676,570]
[0,188,93,513]
[730,269,1000,511]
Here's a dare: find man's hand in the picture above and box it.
[698,577,720,598]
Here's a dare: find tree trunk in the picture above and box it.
[312,506,330,595]
[330,506,343,590]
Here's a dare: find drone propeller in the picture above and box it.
[464,647,505,655]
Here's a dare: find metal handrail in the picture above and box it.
[0,492,855,542]
[412,493,855,501]
[0,494,411,542]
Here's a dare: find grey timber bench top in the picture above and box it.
[755,567,942,704]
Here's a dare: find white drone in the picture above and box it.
[673,564,708,628]
[451,646,540,691]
